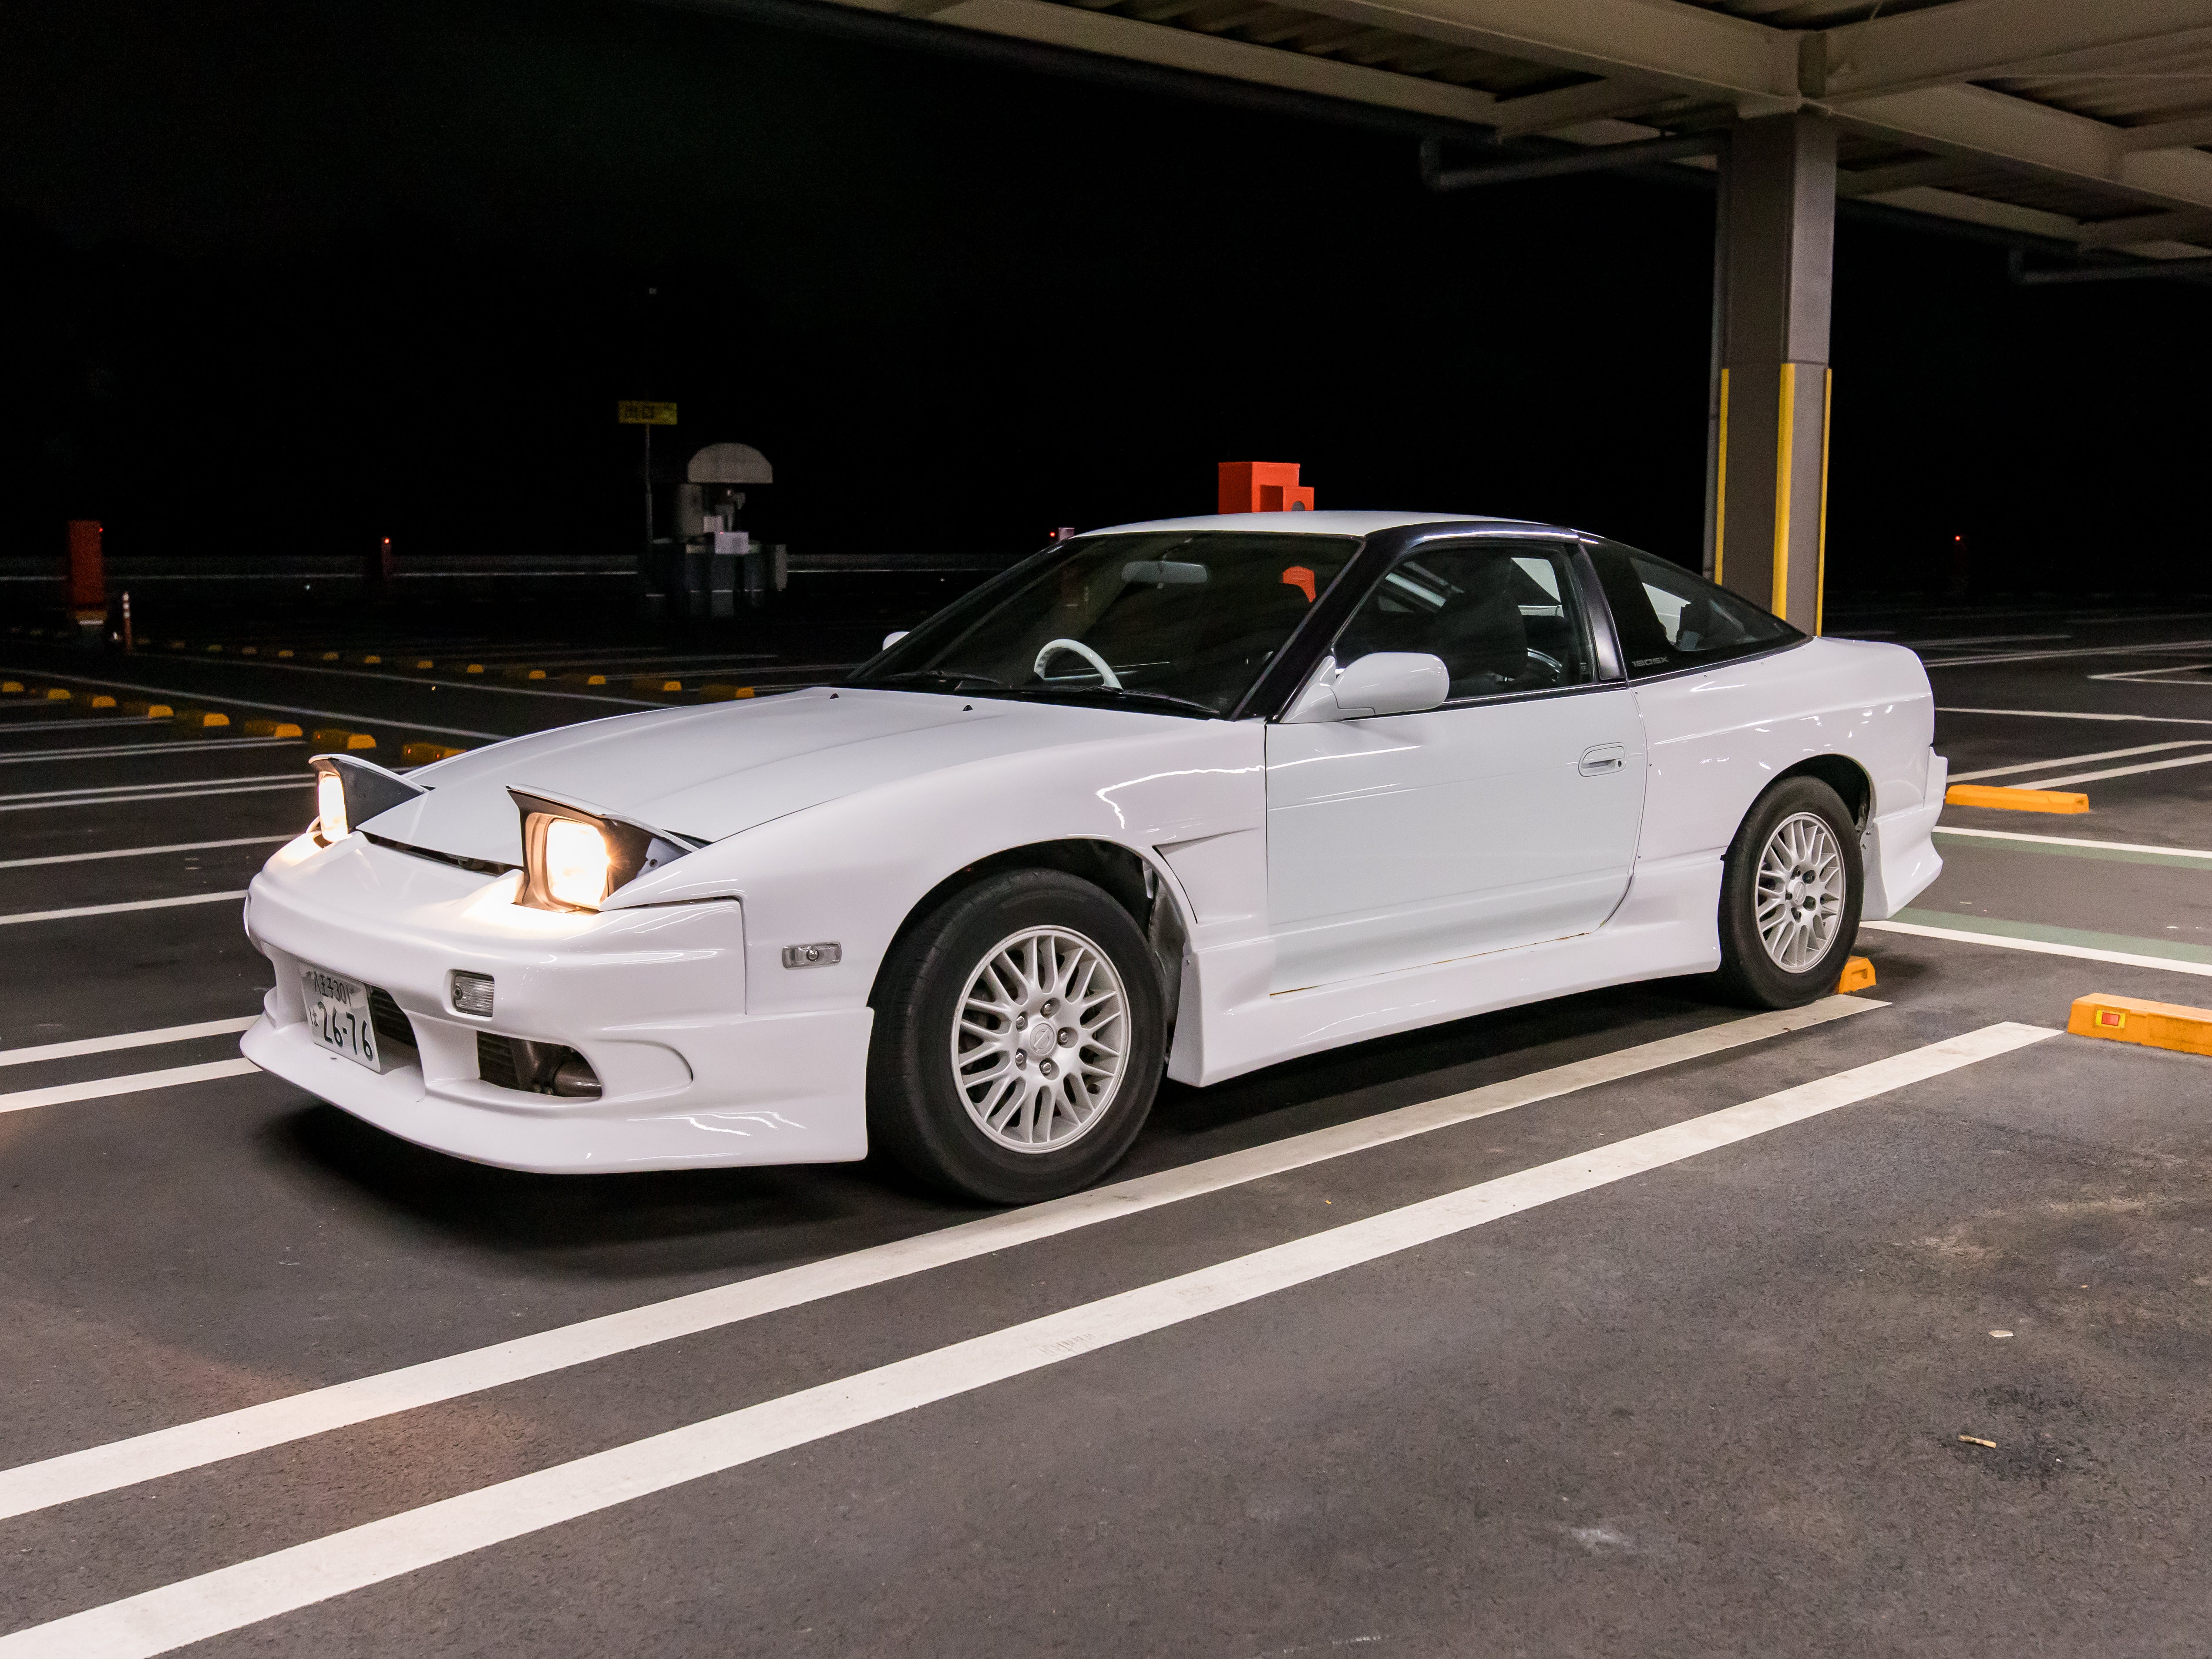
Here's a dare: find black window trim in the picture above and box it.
[1251,524,1626,722]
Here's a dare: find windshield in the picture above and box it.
[853,532,1360,716]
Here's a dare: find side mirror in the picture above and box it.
[1284,652,1450,722]
[881,630,909,652]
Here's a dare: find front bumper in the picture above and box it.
[242,832,871,1173]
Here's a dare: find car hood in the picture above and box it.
[358,686,1192,867]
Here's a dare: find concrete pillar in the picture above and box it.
[1713,111,1835,633]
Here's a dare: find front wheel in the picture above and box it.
[1714,776,1862,1008]
[867,869,1165,1203]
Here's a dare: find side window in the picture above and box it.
[1333,542,1594,702]
[1588,542,1801,678]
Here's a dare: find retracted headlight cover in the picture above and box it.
[510,787,703,913]
[310,754,426,845]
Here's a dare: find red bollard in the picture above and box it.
[67,520,105,643]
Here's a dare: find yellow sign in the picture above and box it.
[618,400,678,426]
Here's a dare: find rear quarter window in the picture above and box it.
[1588,542,1802,678]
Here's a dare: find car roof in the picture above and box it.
[1090,510,1566,538]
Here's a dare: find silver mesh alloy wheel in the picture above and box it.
[951,925,1130,1153]
[1755,810,1846,972]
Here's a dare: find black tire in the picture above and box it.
[1714,776,1863,1009]
[867,868,1166,1204]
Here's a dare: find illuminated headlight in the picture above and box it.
[316,771,350,839]
[511,788,700,913]
[544,819,613,908]
[310,753,424,847]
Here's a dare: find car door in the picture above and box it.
[1264,537,1647,990]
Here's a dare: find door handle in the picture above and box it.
[1578,744,1627,776]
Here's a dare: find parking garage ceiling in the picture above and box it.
[830,0,2212,260]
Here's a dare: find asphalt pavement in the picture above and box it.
[1,599,2209,1658]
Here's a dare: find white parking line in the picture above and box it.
[160,655,664,708]
[0,892,248,927]
[0,774,306,803]
[1865,918,2212,976]
[1920,639,2212,668]
[0,1022,2052,1659]
[0,670,507,741]
[0,781,313,814]
[0,1016,261,1067]
[0,1059,260,1118]
[0,718,169,733]
[1940,706,2212,727]
[0,995,1876,1525]
[0,835,291,870]
[0,739,296,766]
[1948,740,2212,782]
[1932,827,2212,861]
[2019,751,2212,789]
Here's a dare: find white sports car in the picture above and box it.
[242,511,1946,1201]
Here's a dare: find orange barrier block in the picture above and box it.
[2068,993,2212,1057]
[1836,955,1876,993]
[1218,461,1315,515]
[243,718,304,738]
[172,709,230,728]
[311,727,376,750]
[401,741,467,764]
[1945,784,2089,814]
[695,684,756,701]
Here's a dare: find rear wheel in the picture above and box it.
[867,869,1165,1203]
[1714,776,1862,1008]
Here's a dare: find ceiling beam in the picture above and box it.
[1819,0,2212,100]
[1483,75,1684,137]
[1834,84,2212,214]
[1835,155,1985,199]
[2118,109,2212,154]
[922,0,1503,123]
[2074,208,2212,249]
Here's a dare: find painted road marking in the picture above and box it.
[1933,827,2212,863]
[0,996,1878,1524]
[2019,750,2212,789]
[1940,706,2212,727]
[1868,914,2212,977]
[1948,740,2212,782]
[0,774,306,802]
[1900,633,2068,649]
[0,718,169,734]
[156,654,664,708]
[0,1058,260,1117]
[1,1016,260,1067]
[0,835,292,870]
[0,784,312,813]
[0,738,296,766]
[0,670,507,742]
[1919,639,2212,669]
[0,1023,2052,1659]
[0,892,248,927]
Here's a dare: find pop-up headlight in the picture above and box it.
[311,754,426,846]
[510,788,701,913]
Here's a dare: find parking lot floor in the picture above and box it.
[2,600,2210,1656]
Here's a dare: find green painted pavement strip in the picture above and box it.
[1890,907,2212,966]
[1933,828,2212,873]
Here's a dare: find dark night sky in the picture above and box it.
[2,0,2204,593]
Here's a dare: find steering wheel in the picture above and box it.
[1034,637,1123,689]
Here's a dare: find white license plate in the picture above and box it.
[300,966,388,1072]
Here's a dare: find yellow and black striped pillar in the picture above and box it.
[1713,111,1836,633]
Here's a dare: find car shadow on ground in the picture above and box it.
[254,979,1755,1280]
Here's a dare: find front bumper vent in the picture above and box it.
[476,1033,602,1099]
[366,986,416,1052]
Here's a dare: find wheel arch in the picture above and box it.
[1770,753,1873,830]
[867,837,1191,1013]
